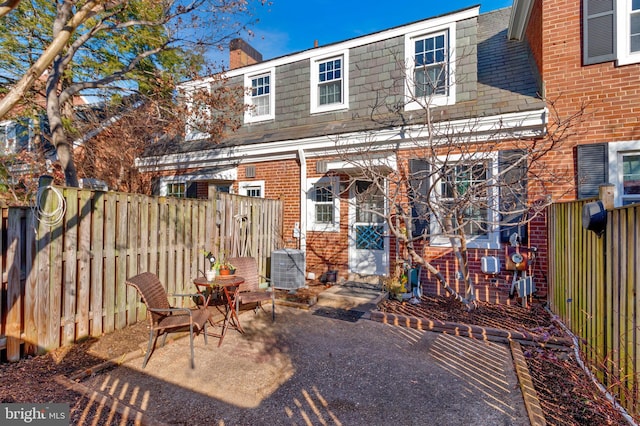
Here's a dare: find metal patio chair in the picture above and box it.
[228,257,276,321]
[126,272,209,369]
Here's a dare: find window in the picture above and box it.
[239,180,265,198]
[318,58,342,105]
[0,120,31,154]
[440,163,489,237]
[430,155,500,249]
[307,177,340,231]
[632,0,640,52]
[404,24,456,111]
[167,182,186,198]
[621,153,640,204]
[244,69,275,123]
[310,51,349,114]
[183,84,212,140]
[584,0,640,65]
[414,34,447,97]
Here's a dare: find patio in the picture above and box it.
[62,304,530,425]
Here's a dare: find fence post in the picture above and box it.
[599,184,615,210]
[6,210,22,361]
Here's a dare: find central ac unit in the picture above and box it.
[271,248,306,290]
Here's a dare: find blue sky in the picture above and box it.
[241,0,513,62]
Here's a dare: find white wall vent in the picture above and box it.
[316,161,328,174]
[271,248,306,290]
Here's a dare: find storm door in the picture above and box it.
[348,180,388,275]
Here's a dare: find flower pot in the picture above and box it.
[206,269,216,281]
[219,268,231,276]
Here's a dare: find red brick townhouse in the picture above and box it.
[137,5,556,303]
[511,0,640,205]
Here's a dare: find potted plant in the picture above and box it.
[201,250,235,278]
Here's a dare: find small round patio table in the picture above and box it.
[193,275,245,346]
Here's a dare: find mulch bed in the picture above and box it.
[378,295,633,425]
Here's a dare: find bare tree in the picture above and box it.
[333,49,586,309]
[0,0,264,186]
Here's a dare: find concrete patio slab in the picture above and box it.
[71,305,530,425]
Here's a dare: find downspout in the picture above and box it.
[298,148,307,253]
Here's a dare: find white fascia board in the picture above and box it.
[177,7,480,89]
[508,0,534,41]
[136,108,547,172]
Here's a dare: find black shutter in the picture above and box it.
[583,0,616,65]
[499,150,528,244]
[577,143,608,199]
[186,181,198,198]
[409,159,430,239]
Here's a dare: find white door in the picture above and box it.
[348,180,388,275]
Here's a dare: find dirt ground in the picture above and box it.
[0,288,633,425]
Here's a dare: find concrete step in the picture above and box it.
[316,284,386,314]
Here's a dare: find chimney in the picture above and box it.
[229,38,263,70]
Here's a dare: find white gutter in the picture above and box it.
[298,148,307,253]
[135,108,547,172]
[508,0,534,41]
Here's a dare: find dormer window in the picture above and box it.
[318,58,343,105]
[310,50,349,114]
[244,68,275,123]
[414,33,448,97]
[404,24,456,111]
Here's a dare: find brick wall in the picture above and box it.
[539,0,640,146]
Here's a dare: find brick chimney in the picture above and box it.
[229,38,263,70]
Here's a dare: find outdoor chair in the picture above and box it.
[126,272,209,369]
[228,257,276,321]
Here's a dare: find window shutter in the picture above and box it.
[583,0,616,65]
[409,159,430,239]
[577,143,608,199]
[186,181,197,198]
[499,150,528,244]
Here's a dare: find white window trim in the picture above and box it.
[307,176,340,232]
[310,50,349,114]
[404,22,457,111]
[238,180,265,197]
[617,0,640,65]
[608,140,640,206]
[429,153,500,249]
[244,68,275,123]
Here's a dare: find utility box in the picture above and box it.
[481,256,501,275]
[271,248,306,290]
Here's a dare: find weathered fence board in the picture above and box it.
[548,200,640,415]
[1,187,283,362]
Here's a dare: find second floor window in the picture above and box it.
[414,34,447,97]
[244,69,275,123]
[584,0,640,65]
[631,0,640,52]
[318,58,342,106]
[251,74,271,117]
[404,26,456,111]
[310,51,349,114]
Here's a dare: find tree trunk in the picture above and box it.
[46,69,79,187]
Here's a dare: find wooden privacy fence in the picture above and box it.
[548,199,640,415]
[0,187,283,362]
